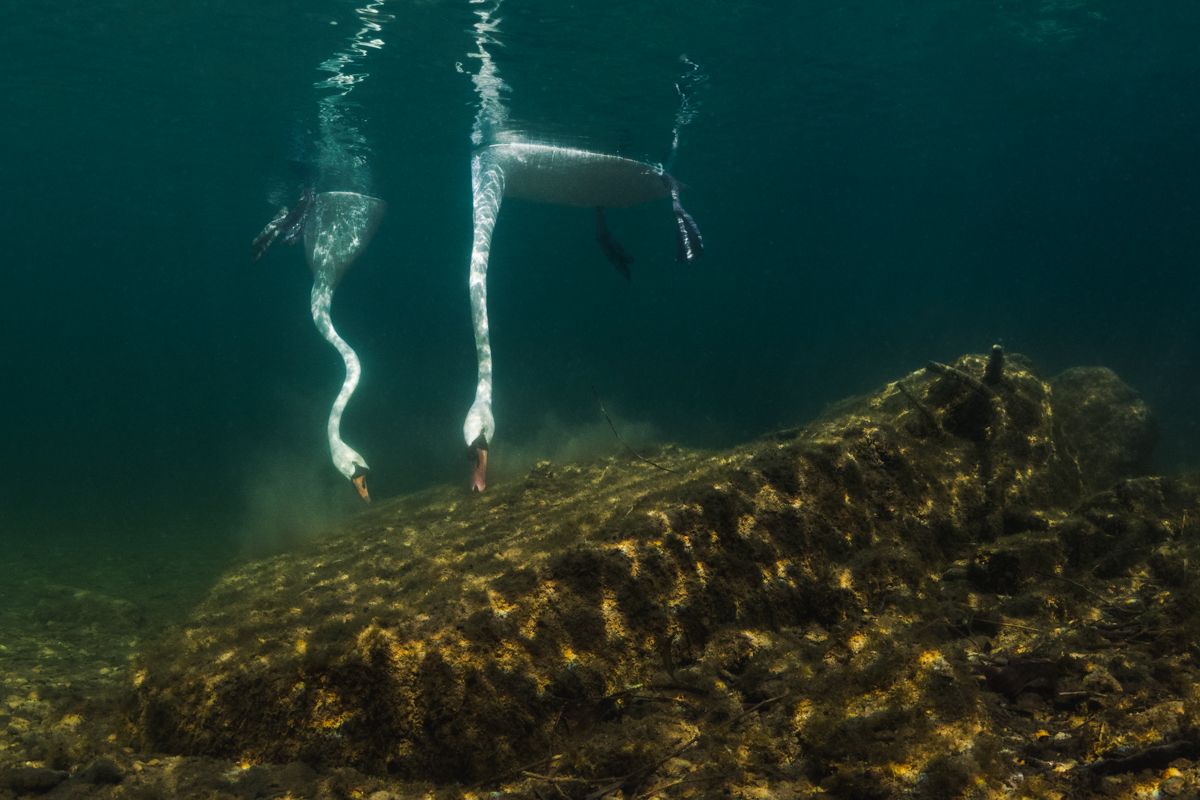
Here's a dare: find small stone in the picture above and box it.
[1100,775,1125,796]
[1160,776,1185,796]
[234,765,278,797]
[1046,731,1075,752]
[0,766,69,793]
[1082,666,1123,694]
[279,761,318,784]
[78,757,123,785]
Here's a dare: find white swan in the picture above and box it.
[463,139,703,491]
[460,0,704,491]
[306,192,386,501]
[250,0,392,501]
[254,190,386,501]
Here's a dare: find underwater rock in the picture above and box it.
[27,579,145,633]
[0,765,68,794]
[1050,366,1156,494]
[126,353,1200,797]
[77,757,123,785]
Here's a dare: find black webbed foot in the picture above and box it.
[279,187,315,246]
[672,200,703,262]
[662,174,704,263]
[251,206,289,262]
[250,187,315,262]
[595,207,634,280]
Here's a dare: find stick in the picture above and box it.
[471,755,558,789]
[1035,572,1143,616]
[896,380,941,431]
[584,693,787,799]
[925,360,997,398]
[983,344,1005,385]
[634,774,722,798]
[593,387,678,474]
[1083,739,1200,777]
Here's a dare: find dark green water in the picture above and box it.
[3,1,1198,601]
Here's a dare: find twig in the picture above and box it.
[926,360,997,399]
[1036,572,1143,617]
[896,380,941,432]
[978,618,1047,634]
[635,774,723,798]
[593,386,678,474]
[584,693,787,800]
[1082,739,1200,777]
[471,754,559,789]
[954,604,1049,635]
[521,771,586,784]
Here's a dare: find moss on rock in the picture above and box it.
[123,353,1199,799]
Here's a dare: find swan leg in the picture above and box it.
[464,153,506,491]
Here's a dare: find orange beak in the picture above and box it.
[352,473,371,503]
[471,446,488,493]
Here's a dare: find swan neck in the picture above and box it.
[470,157,504,394]
[465,155,505,444]
[310,279,366,475]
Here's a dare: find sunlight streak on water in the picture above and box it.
[313,0,395,192]
[466,0,509,146]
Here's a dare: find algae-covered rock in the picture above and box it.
[125,353,1199,798]
[1050,366,1156,494]
[0,765,68,794]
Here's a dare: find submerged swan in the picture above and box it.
[254,190,386,501]
[463,139,703,491]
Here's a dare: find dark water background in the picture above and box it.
[2,1,1198,603]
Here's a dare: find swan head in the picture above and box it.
[350,466,371,503]
[463,400,494,493]
[332,442,371,503]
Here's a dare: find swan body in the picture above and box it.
[463,139,703,490]
[484,142,672,208]
[304,191,386,286]
[459,2,706,491]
